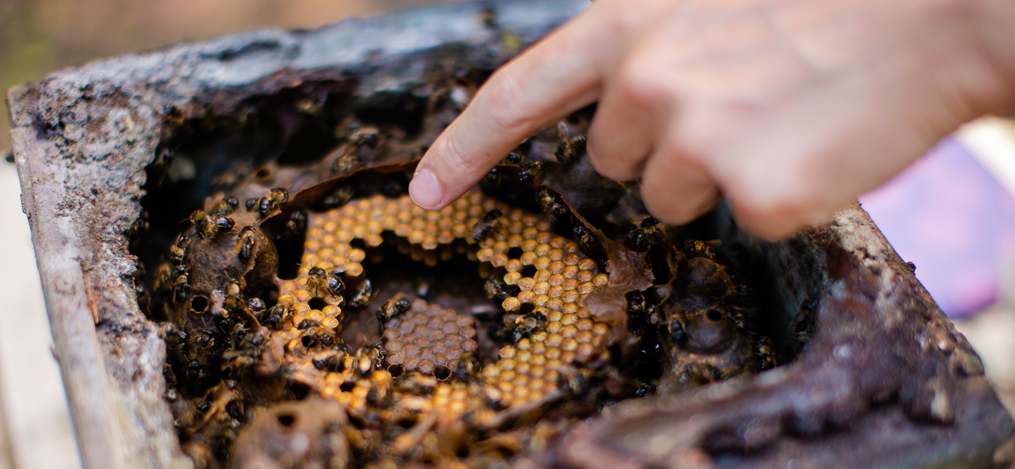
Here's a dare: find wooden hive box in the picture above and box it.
[6,1,1014,468]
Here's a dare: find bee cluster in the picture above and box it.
[145,71,777,469]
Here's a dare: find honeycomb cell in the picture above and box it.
[258,188,612,424]
[382,301,478,375]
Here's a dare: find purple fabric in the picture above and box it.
[859,136,1015,317]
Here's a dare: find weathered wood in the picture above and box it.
[5,0,1014,468]
[5,2,586,468]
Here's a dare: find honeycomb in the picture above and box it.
[383,299,478,375]
[150,81,774,468]
[275,191,611,413]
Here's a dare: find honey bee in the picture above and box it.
[512,310,546,341]
[484,278,514,300]
[246,298,265,316]
[471,208,503,242]
[307,267,345,298]
[223,282,242,312]
[626,217,660,252]
[554,135,586,164]
[454,354,480,381]
[399,373,438,395]
[283,211,307,238]
[235,229,257,262]
[377,293,411,323]
[189,209,234,238]
[311,349,348,372]
[215,216,235,233]
[257,188,289,218]
[347,280,373,310]
[353,346,385,377]
[298,326,337,348]
[538,189,570,220]
[262,304,288,329]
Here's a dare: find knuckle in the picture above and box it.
[640,168,717,225]
[585,138,640,182]
[616,57,670,112]
[643,195,692,225]
[674,105,736,164]
[438,133,481,176]
[723,167,813,236]
[482,73,539,135]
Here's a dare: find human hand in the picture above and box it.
[409,0,1015,239]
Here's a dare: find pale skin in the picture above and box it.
[409,0,1015,240]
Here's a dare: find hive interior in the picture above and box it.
[133,65,806,469]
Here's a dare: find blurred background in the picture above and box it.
[1,1,1014,468]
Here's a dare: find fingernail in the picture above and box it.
[409,169,443,209]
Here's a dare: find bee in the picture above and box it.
[483,386,507,410]
[353,346,385,377]
[554,135,586,164]
[484,278,515,300]
[559,366,592,395]
[573,223,607,270]
[365,384,389,407]
[538,189,570,220]
[453,354,480,381]
[172,273,189,288]
[299,326,336,348]
[244,198,258,211]
[126,210,149,243]
[668,317,687,346]
[246,298,265,315]
[189,209,233,238]
[311,349,347,372]
[680,362,723,387]
[350,126,380,147]
[258,188,289,218]
[307,266,327,280]
[221,350,255,377]
[169,245,186,266]
[377,293,411,323]
[346,280,373,311]
[754,336,777,371]
[513,310,546,341]
[399,373,438,395]
[189,210,214,238]
[332,152,362,175]
[223,282,242,312]
[283,211,306,238]
[318,187,354,210]
[175,233,192,249]
[209,199,233,216]
[626,217,660,252]
[308,267,345,298]
[262,304,288,329]
[215,216,235,233]
[471,208,503,242]
[325,274,345,298]
[153,264,173,292]
[189,210,207,227]
[235,229,257,262]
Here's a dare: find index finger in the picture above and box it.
[409,9,606,210]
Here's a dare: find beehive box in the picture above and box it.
[6,1,1015,468]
